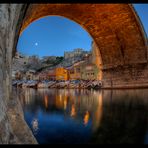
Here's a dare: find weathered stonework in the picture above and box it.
[0,4,37,144]
[102,64,148,88]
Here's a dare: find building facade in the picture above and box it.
[25,70,36,80]
[64,48,90,60]
[47,69,56,80]
[55,67,68,81]
[81,63,99,80]
[68,61,85,80]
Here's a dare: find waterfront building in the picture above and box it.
[47,69,56,80]
[55,67,68,81]
[26,70,36,80]
[15,70,24,80]
[38,72,48,81]
[68,61,85,80]
[81,63,99,80]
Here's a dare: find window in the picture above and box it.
[76,68,80,73]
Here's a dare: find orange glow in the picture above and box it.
[44,95,48,109]
[64,97,67,110]
[69,61,84,80]
[55,67,68,81]
[83,111,90,126]
[71,104,76,117]
[92,91,103,131]
[55,94,63,109]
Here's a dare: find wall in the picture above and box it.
[0,4,37,144]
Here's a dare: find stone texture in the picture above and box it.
[7,88,37,144]
[0,4,37,144]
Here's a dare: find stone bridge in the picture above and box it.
[0,4,147,143]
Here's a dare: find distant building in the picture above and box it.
[62,48,90,67]
[47,69,56,80]
[14,70,24,80]
[38,72,48,81]
[64,48,90,60]
[41,56,57,63]
[26,70,36,80]
[81,63,99,80]
[67,66,75,80]
[66,50,100,81]
[55,67,68,81]
[68,61,85,80]
[33,74,40,81]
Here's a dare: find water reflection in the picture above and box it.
[92,90,103,131]
[44,95,48,109]
[15,88,148,144]
[83,111,90,126]
[31,118,39,135]
[70,104,76,117]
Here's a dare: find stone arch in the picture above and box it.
[21,4,147,67]
[19,4,148,88]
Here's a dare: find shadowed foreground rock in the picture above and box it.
[0,89,37,144]
[0,4,37,144]
[7,89,37,144]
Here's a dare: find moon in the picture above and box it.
[35,42,38,46]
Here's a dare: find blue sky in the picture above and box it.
[133,4,148,38]
[17,16,92,58]
[17,4,148,58]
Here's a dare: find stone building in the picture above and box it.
[62,48,90,68]
[64,48,90,59]
[66,50,100,81]
[55,67,68,81]
[64,48,82,59]
[14,70,24,80]
[81,63,99,80]
[47,69,56,80]
[68,61,85,80]
[38,72,48,81]
[25,70,36,80]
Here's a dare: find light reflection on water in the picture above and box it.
[15,88,148,144]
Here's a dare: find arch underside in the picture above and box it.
[21,4,148,88]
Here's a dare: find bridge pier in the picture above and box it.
[102,63,148,88]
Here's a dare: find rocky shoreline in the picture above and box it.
[12,80,102,90]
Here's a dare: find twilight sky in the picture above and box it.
[17,4,148,58]
[133,4,148,37]
[17,16,92,58]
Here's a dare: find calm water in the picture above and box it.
[15,88,148,144]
